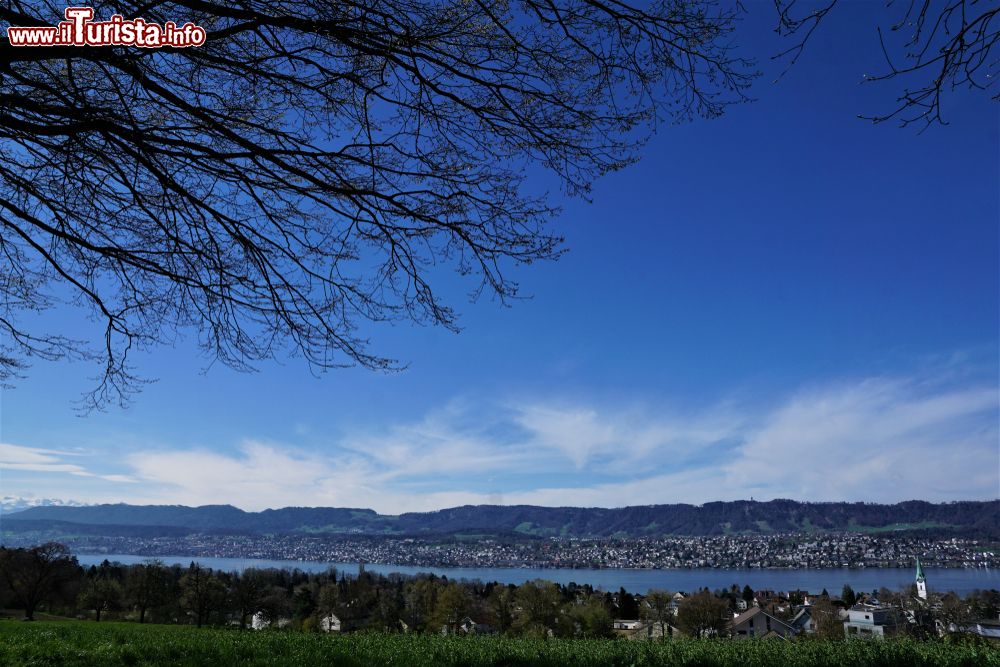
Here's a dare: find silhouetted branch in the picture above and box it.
[774,0,998,128]
[0,0,754,407]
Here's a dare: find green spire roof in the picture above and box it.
[915,557,925,582]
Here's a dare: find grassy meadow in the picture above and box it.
[0,621,998,667]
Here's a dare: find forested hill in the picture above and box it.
[4,499,998,539]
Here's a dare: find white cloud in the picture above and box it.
[725,379,998,501]
[340,404,534,479]
[512,402,739,471]
[0,443,135,482]
[123,441,380,509]
[3,367,997,513]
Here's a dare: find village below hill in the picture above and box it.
[5,531,996,571]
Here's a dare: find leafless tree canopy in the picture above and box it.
[3,2,992,408]
[0,0,752,406]
[775,0,998,127]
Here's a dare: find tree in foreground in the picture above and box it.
[0,0,752,406]
[2,2,992,407]
[513,579,563,636]
[78,577,124,622]
[641,589,675,640]
[0,543,79,620]
[774,0,997,128]
[562,597,613,638]
[431,582,473,634]
[675,589,730,638]
[179,563,226,628]
[487,584,515,634]
[125,560,173,624]
[808,597,847,640]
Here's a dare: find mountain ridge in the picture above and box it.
[4,499,998,539]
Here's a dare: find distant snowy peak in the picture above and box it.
[1,496,87,513]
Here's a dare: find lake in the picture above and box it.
[75,554,1000,595]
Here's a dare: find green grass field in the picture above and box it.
[0,621,997,667]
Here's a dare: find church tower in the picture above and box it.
[915,557,927,600]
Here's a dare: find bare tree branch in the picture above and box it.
[0,1,754,407]
[774,0,998,128]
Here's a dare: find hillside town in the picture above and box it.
[6,531,995,570]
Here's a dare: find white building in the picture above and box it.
[843,605,906,639]
[320,614,342,632]
[915,558,927,600]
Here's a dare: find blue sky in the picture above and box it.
[1,3,997,513]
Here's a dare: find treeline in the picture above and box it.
[2,543,999,641]
[0,543,635,635]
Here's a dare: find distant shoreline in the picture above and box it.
[75,553,1000,595]
[73,551,995,571]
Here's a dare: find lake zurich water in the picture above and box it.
[76,554,1000,595]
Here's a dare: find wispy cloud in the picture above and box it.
[4,365,997,513]
[512,402,740,472]
[725,378,999,500]
[123,441,380,509]
[0,443,135,482]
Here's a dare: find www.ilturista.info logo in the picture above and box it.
[7,7,206,48]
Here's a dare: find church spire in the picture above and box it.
[915,557,927,600]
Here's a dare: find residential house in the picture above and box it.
[459,616,497,635]
[613,619,643,631]
[843,605,907,639]
[730,607,798,640]
[319,614,342,632]
[790,607,814,634]
[948,619,1000,642]
[628,620,683,641]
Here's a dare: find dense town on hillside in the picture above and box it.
[5,531,996,570]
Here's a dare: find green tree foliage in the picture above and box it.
[561,597,613,639]
[259,585,295,626]
[616,587,639,619]
[4,540,1000,647]
[229,570,266,630]
[641,589,675,640]
[367,585,405,632]
[432,583,473,634]
[403,578,438,633]
[487,585,515,634]
[938,592,974,631]
[0,543,79,620]
[78,578,124,622]
[968,590,1000,620]
[809,598,847,640]
[179,564,226,628]
[513,580,563,637]
[125,561,172,624]
[842,585,857,607]
[676,590,730,638]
